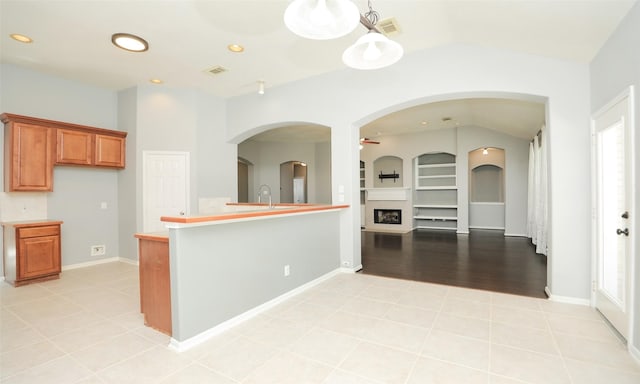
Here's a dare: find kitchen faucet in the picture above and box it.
[257,184,273,208]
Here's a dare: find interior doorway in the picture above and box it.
[237,157,252,203]
[280,161,308,203]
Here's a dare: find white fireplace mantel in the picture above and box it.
[365,188,411,201]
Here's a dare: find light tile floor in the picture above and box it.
[1,262,639,384]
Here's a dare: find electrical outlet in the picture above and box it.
[284,265,290,277]
[90,245,106,256]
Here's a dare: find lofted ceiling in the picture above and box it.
[1,0,635,141]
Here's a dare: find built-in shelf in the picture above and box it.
[413,204,457,208]
[416,186,458,190]
[360,161,366,227]
[413,216,457,220]
[417,163,456,168]
[414,153,458,231]
[418,175,456,179]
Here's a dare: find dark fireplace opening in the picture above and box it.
[374,209,402,225]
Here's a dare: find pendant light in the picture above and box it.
[342,31,403,70]
[342,1,403,70]
[284,0,360,40]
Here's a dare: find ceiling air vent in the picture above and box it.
[205,65,227,76]
[377,17,401,36]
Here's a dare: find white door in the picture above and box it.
[143,151,190,233]
[293,178,305,203]
[593,87,634,340]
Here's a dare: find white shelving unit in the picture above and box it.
[360,161,365,227]
[359,160,366,204]
[413,153,457,230]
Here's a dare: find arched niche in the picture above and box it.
[468,147,505,229]
[373,156,403,188]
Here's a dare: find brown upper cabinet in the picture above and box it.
[2,113,127,192]
[56,129,93,166]
[56,129,125,168]
[94,134,125,168]
[3,121,55,191]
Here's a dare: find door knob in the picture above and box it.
[179,211,185,216]
[621,211,629,219]
[616,228,629,236]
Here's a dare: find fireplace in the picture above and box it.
[374,209,402,225]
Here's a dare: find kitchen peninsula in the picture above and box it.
[135,203,348,351]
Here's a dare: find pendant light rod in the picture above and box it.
[359,14,381,34]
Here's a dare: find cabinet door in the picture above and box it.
[18,235,61,279]
[56,129,93,165]
[139,239,171,335]
[5,123,54,191]
[95,134,125,168]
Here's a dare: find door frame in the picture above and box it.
[590,85,636,344]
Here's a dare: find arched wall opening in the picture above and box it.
[354,91,547,288]
[235,122,332,204]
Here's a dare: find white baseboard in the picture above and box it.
[504,233,528,237]
[456,230,470,235]
[169,267,344,352]
[62,257,138,271]
[62,257,120,271]
[630,344,640,365]
[545,286,590,306]
[468,226,505,230]
[340,264,363,273]
[118,257,139,266]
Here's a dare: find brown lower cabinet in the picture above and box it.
[2,221,63,286]
[135,233,172,336]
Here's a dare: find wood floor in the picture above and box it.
[360,229,548,298]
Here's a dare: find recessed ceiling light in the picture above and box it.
[111,33,149,52]
[421,121,427,125]
[227,44,244,53]
[149,79,163,84]
[10,33,33,43]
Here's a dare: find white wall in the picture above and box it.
[226,43,592,301]
[117,86,232,261]
[314,141,332,204]
[590,0,640,359]
[117,87,138,261]
[0,63,121,269]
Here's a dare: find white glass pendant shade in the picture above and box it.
[342,32,403,70]
[284,0,360,40]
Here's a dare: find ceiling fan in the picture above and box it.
[360,137,380,145]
